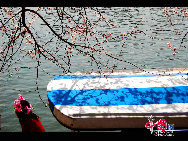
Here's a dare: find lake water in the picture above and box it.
[0,7,187,132]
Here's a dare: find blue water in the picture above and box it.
[0,7,188,132]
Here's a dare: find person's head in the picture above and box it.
[14,94,39,124]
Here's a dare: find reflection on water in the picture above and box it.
[0,7,187,132]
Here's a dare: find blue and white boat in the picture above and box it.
[47,68,188,130]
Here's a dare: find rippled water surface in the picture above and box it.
[0,7,187,132]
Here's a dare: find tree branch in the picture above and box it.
[24,8,92,50]
[21,7,26,27]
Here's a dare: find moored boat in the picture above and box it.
[47,68,188,130]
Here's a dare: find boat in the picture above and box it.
[47,68,188,130]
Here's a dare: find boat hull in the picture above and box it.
[47,68,188,130]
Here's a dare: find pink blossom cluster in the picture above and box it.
[167,42,177,55]
[14,94,33,114]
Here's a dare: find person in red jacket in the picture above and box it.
[14,94,45,132]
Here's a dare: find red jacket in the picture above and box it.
[21,118,45,132]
